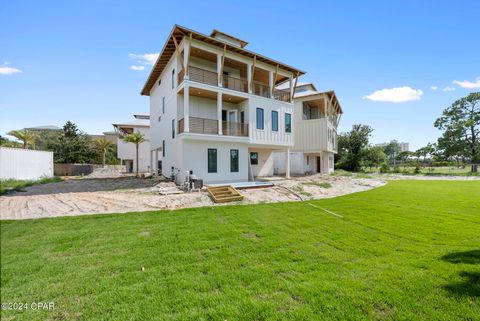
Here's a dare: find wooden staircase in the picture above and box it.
[207,185,244,203]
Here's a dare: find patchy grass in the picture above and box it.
[302,181,333,188]
[0,176,63,195]
[292,184,313,197]
[1,181,479,320]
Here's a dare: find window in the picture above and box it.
[162,97,165,114]
[250,152,258,165]
[306,156,309,165]
[172,119,175,139]
[162,140,165,157]
[208,149,217,173]
[271,111,278,131]
[158,79,161,86]
[240,111,245,123]
[285,113,292,133]
[172,69,175,89]
[230,149,239,172]
[256,108,264,130]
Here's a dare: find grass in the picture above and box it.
[302,181,333,188]
[0,176,62,195]
[1,180,479,320]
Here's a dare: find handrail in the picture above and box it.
[188,66,218,86]
[252,81,270,98]
[273,89,291,102]
[222,75,248,93]
[177,117,248,137]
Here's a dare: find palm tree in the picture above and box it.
[92,138,113,167]
[122,131,145,176]
[7,130,39,149]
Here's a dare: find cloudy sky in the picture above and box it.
[1,0,479,150]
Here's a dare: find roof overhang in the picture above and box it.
[141,25,306,96]
[297,90,343,114]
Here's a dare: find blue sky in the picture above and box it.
[1,0,479,150]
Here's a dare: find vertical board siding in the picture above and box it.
[0,147,54,180]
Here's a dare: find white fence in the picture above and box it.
[0,147,54,180]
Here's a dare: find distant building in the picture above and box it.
[24,125,62,132]
[376,142,409,152]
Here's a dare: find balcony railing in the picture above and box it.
[252,81,270,98]
[222,121,249,137]
[178,117,248,137]
[222,75,248,93]
[273,89,291,102]
[188,66,218,86]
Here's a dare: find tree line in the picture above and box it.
[335,92,479,173]
[1,121,118,166]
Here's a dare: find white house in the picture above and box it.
[142,25,305,184]
[274,82,342,175]
[113,113,151,173]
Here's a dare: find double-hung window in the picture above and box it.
[271,111,278,131]
[208,149,217,173]
[230,149,239,172]
[256,108,264,130]
[285,113,292,133]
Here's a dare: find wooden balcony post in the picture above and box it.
[217,92,223,135]
[184,85,190,132]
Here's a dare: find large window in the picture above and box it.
[271,110,278,131]
[172,119,175,139]
[230,149,239,172]
[250,152,258,165]
[256,108,264,130]
[171,69,175,89]
[285,113,292,133]
[208,149,217,173]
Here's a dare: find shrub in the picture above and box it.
[379,164,390,173]
[414,166,421,174]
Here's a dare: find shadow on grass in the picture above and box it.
[441,250,480,264]
[442,250,480,297]
[443,271,480,297]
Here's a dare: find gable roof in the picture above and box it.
[141,25,306,96]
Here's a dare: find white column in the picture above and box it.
[155,150,159,175]
[247,62,252,93]
[289,76,294,103]
[150,150,153,174]
[217,53,222,86]
[286,148,291,178]
[217,92,223,135]
[269,70,274,98]
[184,84,189,132]
[183,39,189,79]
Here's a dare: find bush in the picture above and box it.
[414,166,421,174]
[379,164,390,173]
[393,166,401,173]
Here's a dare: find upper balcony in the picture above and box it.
[177,46,292,103]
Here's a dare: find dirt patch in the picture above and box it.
[0,174,387,220]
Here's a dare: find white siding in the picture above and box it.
[0,147,53,180]
[116,126,151,173]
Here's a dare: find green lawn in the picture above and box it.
[1,181,479,320]
[0,176,63,195]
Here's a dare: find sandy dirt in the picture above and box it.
[1,173,477,220]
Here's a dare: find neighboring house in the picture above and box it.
[113,113,150,173]
[375,142,410,152]
[274,82,342,175]
[142,25,305,184]
[89,131,118,145]
[24,125,62,132]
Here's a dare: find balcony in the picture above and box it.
[178,117,248,137]
[178,66,290,102]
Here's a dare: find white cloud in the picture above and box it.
[363,86,423,103]
[452,77,480,89]
[128,53,159,65]
[129,65,145,71]
[0,63,21,75]
[430,86,438,91]
[442,86,455,92]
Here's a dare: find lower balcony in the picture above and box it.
[178,117,249,137]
